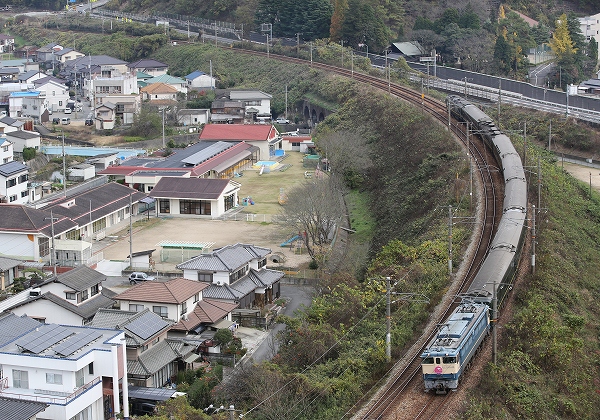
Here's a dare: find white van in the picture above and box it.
[61,117,70,125]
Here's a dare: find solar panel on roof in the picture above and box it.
[126,312,170,340]
[181,142,232,166]
[54,330,103,357]
[16,325,72,354]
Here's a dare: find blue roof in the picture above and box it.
[185,70,207,80]
[9,91,41,97]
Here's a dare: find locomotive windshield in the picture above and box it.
[422,357,434,364]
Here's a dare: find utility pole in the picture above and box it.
[284,84,288,119]
[532,204,536,275]
[161,107,166,148]
[548,120,552,150]
[296,33,302,57]
[448,206,453,275]
[498,79,501,128]
[129,193,133,269]
[45,210,58,276]
[62,132,66,197]
[492,280,498,364]
[340,40,344,67]
[386,277,391,362]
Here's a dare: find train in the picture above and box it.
[420,95,528,393]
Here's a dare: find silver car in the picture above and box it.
[128,272,155,284]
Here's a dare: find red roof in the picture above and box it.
[199,124,278,142]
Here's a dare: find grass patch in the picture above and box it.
[345,189,376,243]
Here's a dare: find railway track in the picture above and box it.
[236,49,503,419]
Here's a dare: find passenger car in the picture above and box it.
[52,117,60,124]
[276,117,290,124]
[61,117,70,125]
[129,272,155,284]
[64,107,72,114]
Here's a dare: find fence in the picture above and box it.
[221,213,280,223]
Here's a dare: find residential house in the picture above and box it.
[0,137,13,164]
[127,59,169,77]
[2,266,116,325]
[1,59,39,73]
[0,255,24,290]
[54,48,85,65]
[86,152,119,171]
[0,116,24,133]
[90,308,199,388]
[5,130,40,155]
[32,78,70,113]
[8,91,49,119]
[228,90,272,121]
[14,45,37,61]
[135,71,153,89]
[17,70,46,84]
[199,123,282,160]
[580,13,600,43]
[145,74,187,95]
[0,312,130,419]
[177,108,210,128]
[177,243,284,309]
[0,161,29,204]
[281,133,313,152]
[0,34,15,53]
[95,102,116,130]
[36,43,62,65]
[0,67,19,82]
[184,70,216,90]
[68,163,95,182]
[140,82,178,103]
[148,177,240,218]
[98,140,257,187]
[210,98,245,124]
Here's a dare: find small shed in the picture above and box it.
[68,163,95,181]
[127,249,156,270]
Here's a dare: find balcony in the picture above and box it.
[0,376,101,405]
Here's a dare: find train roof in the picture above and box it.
[421,303,488,356]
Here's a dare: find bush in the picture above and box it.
[22,147,36,161]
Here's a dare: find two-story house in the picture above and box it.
[33,78,70,113]
[90,308,198,388]
[0,161,29,204]
[229,90,272,121]
[0,312,130,419]
[127,59,169,77]
[8,90,49,118]
[54,48,85,65]
[0,137,13,164]
[4,129,41,155]
[177,243,283,309]
[184,70,216,90]
[1,265,116,325]
[140,82,178,103]
[145,74,187,95]
[0,34,15,53]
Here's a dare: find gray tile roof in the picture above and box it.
[202,283,244,300]
[57,265,106,292]
[149,177,230,200]
[0,255,24,271]
[91,308,172,346]
[176,243,271,272]
[0,205,78,237]
[0,160,28,177]
[0,397,48,420]
[128,339,179,376]
[5,130,39,140]
[0,313,41,347]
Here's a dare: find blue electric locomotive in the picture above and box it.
[421,303,490,393]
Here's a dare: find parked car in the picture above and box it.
[61,117,70,125]
[276,117,290,124]
[85,118,94,126]
[129,272,155,284]
[64,107,72,114]
[52,117,60,124]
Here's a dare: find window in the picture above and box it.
[2,145,8,152]
[118,209,124,220]
[46,373,63,385]
[180,301,187,315]
[88,363,94,375]
[19,174,28,184]
[75,367,85,387]
[39,237,49,257]
[198,273,212,282]
[21,190,28,198]
[12,370,28,389]
[9,195,17,202]
[159,199,170,214]
[224,194,235,212]
[65,292,76,300]
[91,284,99,296]
[3,158,8,163]
[153,306,168,318]
[7,178,16,187]
[180,200,211,215]
[78,290,88,303]
[59,100,63,106]
[129,304,144,312]
[443,357,457,364]
[193,293,199,303]
[92,218,106,233]
[422,357,434,364]
[258,258,267,269]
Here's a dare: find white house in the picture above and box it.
[145,74,187,95]
[177,108,210,128]
[68,163,95,182]
[176,243,284,309]
[580,13,600,43]
[127,59,169,77]
[54,47,85,64]
[185,70,216,90]
[148,177,241,218]
[5,130,41,154]
[3,266,116,325]
[9,90,49,119]
[140,82,178,103]
[0,137,13,164]
[0,161,29,204]
[0,34,15,53]
[34,79,70,113]
[229,90,272,119]
[0,313,130,419]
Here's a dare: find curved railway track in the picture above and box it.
[236,49,504,419]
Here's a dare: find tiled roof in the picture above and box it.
[148,177,231,200]
[0,313,41,347]
[146,74,186,85]
[56,265,106,292]
[5,130,39,140]
[177,243,271,272]
[0,205,77,237]
[44,182,146,227]
[128,339,179,376]
[18,289,117,319]
[140,82,178,94]
[199,124,277,141]
[0,397,48,420]
[115,277,209,304]
[0,256,23,271]
[171,298,238,331]
[202,283,244,300]
[0,160,28,176]
[91,308,172,346]
[128,59,168,69]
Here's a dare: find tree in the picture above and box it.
[278,174,347,261]
[22,147,36,161]
[549,14,577,59]
[589,37,598,63]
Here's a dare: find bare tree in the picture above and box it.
[315,130,372,188]
[278,174,347,262]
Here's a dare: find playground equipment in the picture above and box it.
[241,196,255,206]
[280,235,301,247]
[278,188,287,205]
